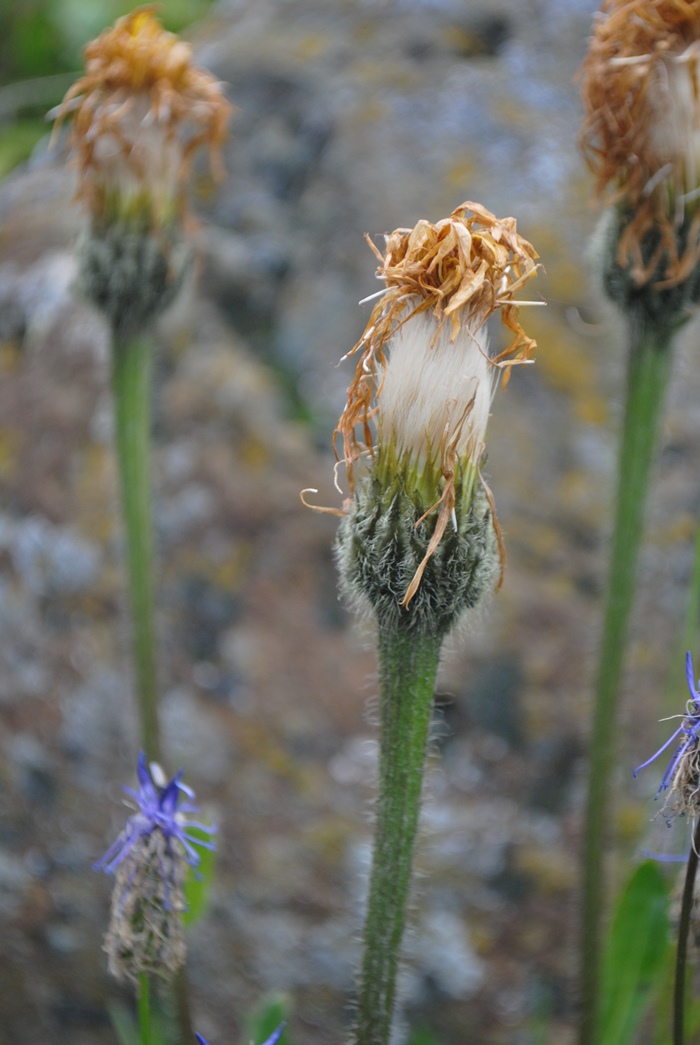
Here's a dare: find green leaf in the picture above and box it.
[245,994,292,1045]
[182,824,216,928]
[406,1027,443,1045]
[600,860,670,1045]
[108,1001,139,1045]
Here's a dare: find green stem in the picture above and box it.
[138,973,152,1045]
[354,626,442,1045]
[112,334,161,764]
[674,819,700,1045]
[113,335,192,1045]
[579,318,674,1045]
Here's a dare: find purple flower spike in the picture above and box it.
[195,1024,286,1045]
[98,754,217,984]
[634,652,700,816]
[95,751,216,875]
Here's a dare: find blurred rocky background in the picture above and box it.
[2,0,700,1043]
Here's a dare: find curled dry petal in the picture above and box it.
[334,201,539,491]
[580,0,700,286]
[52,5,233,219]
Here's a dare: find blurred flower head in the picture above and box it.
[52,5,232,226]
[96,752,216,983]
[634,651,700,820]
[581,0,700,287]
[331,201,539,608]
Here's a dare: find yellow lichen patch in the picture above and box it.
[524,221,585,302]
[335,201,540,487]
[292,32,332,62]
[580,0,700,286]
[526,310,608,426]
[239,435,271,472]
[651,510,697,545]
[557,470,605,529]
[165,544,251,593]
[73,444,115,544]
[0,342,21,373]
[442,155,478,191]
[615,800,649,846]
[515,845,576,893]
[52,6,232,220]
[304,816,358,863]
[0,428,19,480]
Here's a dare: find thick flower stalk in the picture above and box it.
[314,202,539,1045]
[578,7,700,1043]
[95,752,216,985]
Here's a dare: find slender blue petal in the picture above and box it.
[686,651,697,700]
[635,654,700,806]
[136,749,151,789]
[633,724,684,777]
[95,753,216,877]
[261,1024,286,1045]
[192,1024,285,1045]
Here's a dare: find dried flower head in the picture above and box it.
[52,5,232,225]
[336,200,539,486]
[195,1025,286,1045]
[634,651,700,821]
[581,0,700,288]
[323,202,539,617]
[96,752,216,983]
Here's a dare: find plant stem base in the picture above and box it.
[354,626,442,1045]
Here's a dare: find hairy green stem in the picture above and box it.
[579,319,674,1045]
[138,973,152,1045]
[354,626,442,1045]
[674,819,700,1045]
[112,334,161,764]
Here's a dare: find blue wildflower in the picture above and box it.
[95,750,216,875]
[97,753,216,983]
[195,1025,286,1045]
[634,651,700,817]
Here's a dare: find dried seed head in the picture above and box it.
[581,0,700,289]
[52,6,232,226]
[52,8,232,334]
[318,202,539,623]
[335,201,539,490]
